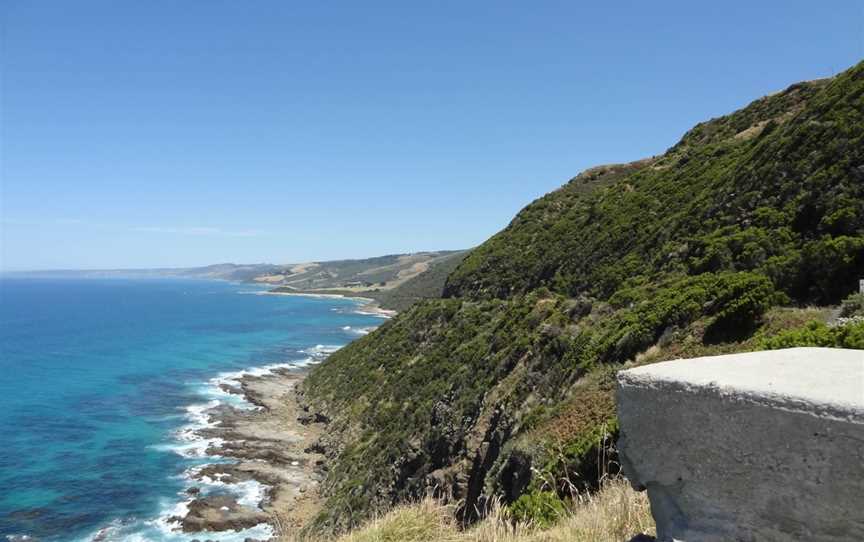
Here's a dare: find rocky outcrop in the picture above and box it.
[617,347,864,542]
[179,495,269,533]
[179,370,329,535]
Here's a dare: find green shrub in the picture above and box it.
[508,490,567,527]
[840,293,864,318]
[705,273,783,342]
[758,320,864,350]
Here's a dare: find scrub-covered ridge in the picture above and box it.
[299,61,864,534]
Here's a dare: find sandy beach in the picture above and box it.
[261,290,397,318]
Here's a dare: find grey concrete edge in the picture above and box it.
[617,371,864,424]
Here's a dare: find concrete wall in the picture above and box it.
[617,347,864,542]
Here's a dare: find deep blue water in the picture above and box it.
[0,278,383,541]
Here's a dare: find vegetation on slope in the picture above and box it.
[278,477,653,542]
[267,251,467,311]
[300,61,864,534]
[445,71,863,304]
[267,251,465,293]
[369,251,469,311]
[758,316,864,351]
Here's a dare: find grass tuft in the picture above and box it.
[275,477,654,542]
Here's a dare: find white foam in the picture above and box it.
[192,473,270,508]
[152,498,190,534]
[106,287,386,540]
[302,344,341,356]
[167,361,308,459]
[186,400,221,426]
[79,496,275,542]
[139,352,346,541]
[343,325,378,336]
[353,308,394,319]
[148,400,225,459]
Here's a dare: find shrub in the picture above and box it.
[508,490,567,527]
[705,273,782,342]
[758,320,864,350]
[840,292,864,318]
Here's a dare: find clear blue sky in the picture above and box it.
[2,1,862,270]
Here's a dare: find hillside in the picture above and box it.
[362,251,468,311]
[268,251,467,311]
[299,61,864,534]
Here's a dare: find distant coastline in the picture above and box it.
[261,289,398,318]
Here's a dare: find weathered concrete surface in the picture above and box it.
[617,347,864,542]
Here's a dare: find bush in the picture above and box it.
[797,236,864,304]
[758,320,864,350]
[840,293,864,318]
[508,490,567,527]
[705,273,782,342]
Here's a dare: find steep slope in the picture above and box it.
[299,61,864,533]
[445,74,862,304]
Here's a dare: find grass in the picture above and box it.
[275,477,654,542]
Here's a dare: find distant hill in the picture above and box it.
[3,263,284,282]
[6,252,468,312]
[267,250,468,310]
[367,251,468,311]
[300,61,864,533]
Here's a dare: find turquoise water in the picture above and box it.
[0,278,383,541]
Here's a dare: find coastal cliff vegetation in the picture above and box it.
[277,477,653,542]
[298,60,864,534]
[268,251,468,312]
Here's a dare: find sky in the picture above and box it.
[1,1,862,270]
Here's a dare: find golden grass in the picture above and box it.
[276,477,654,542]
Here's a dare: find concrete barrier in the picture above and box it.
[617,347,864,542]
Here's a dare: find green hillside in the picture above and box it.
[445,73,863,304]
[299,61,864,534]
[366,251,468,311]
[266,251,465,305]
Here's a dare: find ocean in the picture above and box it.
[0,277,384,541]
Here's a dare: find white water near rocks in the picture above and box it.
[4,281,383,542]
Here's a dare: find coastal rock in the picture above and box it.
[219,383,243,395]
[194,464,257,485]
[180,495,269,532]
[179,369,329,536]
[298,411,329,425]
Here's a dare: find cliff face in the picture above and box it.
[300,61,864,533]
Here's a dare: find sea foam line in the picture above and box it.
[343,325,378,336]
[133,359,318,542]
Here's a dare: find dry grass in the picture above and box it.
[275,477,654,542]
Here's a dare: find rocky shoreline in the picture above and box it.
[173,368,328,538]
